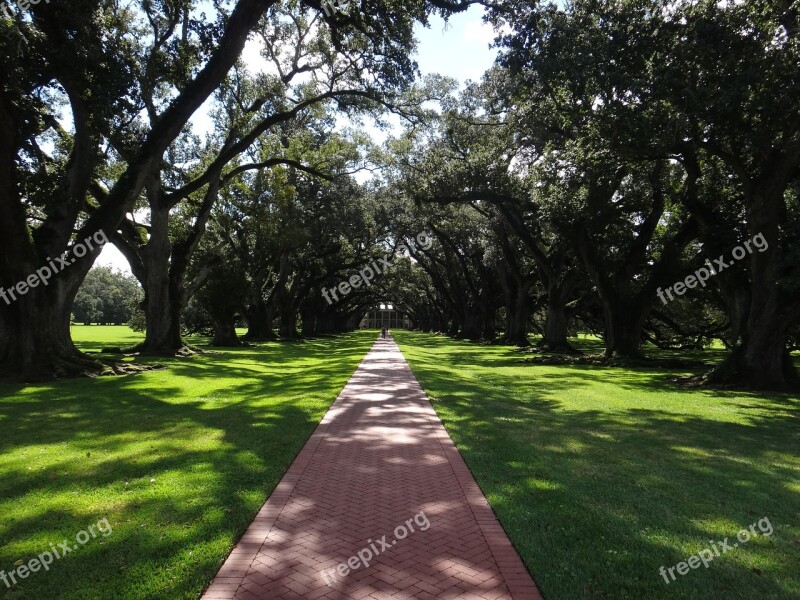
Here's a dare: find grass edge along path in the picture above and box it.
[0,328,376,600]
[393,330,800,600]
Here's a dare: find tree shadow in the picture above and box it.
[393,331,800,600]
[0,331,376,599]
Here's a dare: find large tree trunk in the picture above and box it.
[300,299,318,336]
[278,305,299,338]
[715,281,750,348]
[505,305,530,346]
[447,316,460,337]
[140,279,184,353]
[482,311,497,341]
[138,204,187,354]
[711,186,798,388]
[460,309,482,340]
[538,279,579,353]
[243,298,276,341]
[315,313,334,334]
[211,316,241,347]
[317,312,340,334]
[602,299,651,359]
[498,271,531,347]
[0,277,101,380]
[540,301,572,351]
[316,311,351,334]
[711,328,796,389]
[0,94,98,379]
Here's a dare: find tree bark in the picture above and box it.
[278,305,299,338]
[211,316,241,347]
[497,264,532,347]
[0,275,101,380]
[538,276,579,353]
[460,309,482,340]
[539,300,573,352]
[243,298,276,341]
[137,202,188,354]
[482,309,497,341]
[710,185,799,387]
[602,299,651,359]
[0,89,101,378]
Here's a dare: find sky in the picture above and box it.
[95,6,498,274]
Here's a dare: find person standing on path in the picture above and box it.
[381,327,387,339]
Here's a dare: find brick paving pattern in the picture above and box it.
[202,335,542,600]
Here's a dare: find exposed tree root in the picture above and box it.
[697,350,800,392]
[120,342,204,357]
[1,352,165,382]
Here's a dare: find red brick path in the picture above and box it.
[201,336,542,600]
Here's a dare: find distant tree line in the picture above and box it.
[71,267,142,325]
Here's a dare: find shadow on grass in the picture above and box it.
[0,331,376,600]
[394,331,800,600]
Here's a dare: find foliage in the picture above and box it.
[71,267,143,325]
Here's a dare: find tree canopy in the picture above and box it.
[1,0,798,388]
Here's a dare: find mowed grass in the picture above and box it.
[393,331,800,600]
[68,324,147,352]
[0,327,376,599]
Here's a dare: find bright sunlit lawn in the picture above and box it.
[0,327,376,599]
[393,331,800,600]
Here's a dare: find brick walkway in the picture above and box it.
[202,336,542,600]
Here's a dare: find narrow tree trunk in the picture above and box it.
[477,282,498,341]
[482,306,497,341]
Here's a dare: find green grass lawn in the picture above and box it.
[393,331,800,600]
[68,324,147,352]
[0,327,376,599]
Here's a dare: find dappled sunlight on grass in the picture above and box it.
[395,331,800,600]
[0,327,376,600]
